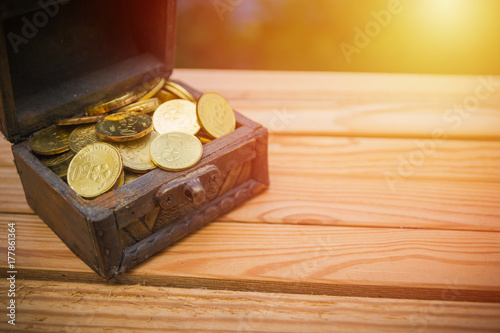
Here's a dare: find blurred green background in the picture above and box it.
[175,0,500,75]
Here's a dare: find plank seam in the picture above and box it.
[4,268,500,304]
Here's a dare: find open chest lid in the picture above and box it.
[0,0,177,143]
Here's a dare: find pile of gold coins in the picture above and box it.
[30,78,236,199]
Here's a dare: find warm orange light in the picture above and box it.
[414,0,475,30]
[176,0,500,74]
[366,0,500,74]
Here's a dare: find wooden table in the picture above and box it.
[1,69,500,332]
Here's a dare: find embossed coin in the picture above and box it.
[31,125,73,155]
[69,124,104,153]
[150,132,203,171]
[115,98,160,115]
[152,100,200,135]
[54,114,106,126]
[111,131,158,173]
[96,112,153,142]
[85,91,138,116]
[165,81,196,102]
[155,89,178,104]
[39,150,75,178]
[67,143,123,198]
[197,92,236,139]
[135,77,165,102]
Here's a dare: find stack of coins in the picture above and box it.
[30,77,237,199]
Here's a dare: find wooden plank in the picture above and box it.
[174,69,500,97]
[2,169,500,231]
[1,280,500,333]
[0,167,33,214]
[117,223,500,302]
[2,170,500,231]
[267,135,500,183]
[173,69,500,140]
[0,213,90,272]
[2,135,500,231]
[1,214,499,302]
[3,134,500,183]
[0,137,13,167]
[223,174,500,232]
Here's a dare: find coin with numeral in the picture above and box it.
[67,143,123,198]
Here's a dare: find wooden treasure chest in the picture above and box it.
[0,0,269,279]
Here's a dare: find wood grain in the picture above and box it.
[119,223,500,302]
[3,135,500,183]
[222,174,500,231]
[1,280,500,333]
[1,69,500,330]
[1,135,499,231]
[0,138,13,167]
[267,135,500,183]
[0,167,33,214]
[173,69,500,140]
[3,173,500,232]
[2,214,499,302]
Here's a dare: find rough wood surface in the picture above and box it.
[174,70,500,140]
[1,213,499,302]
[1,280,500,333]
[1,69,499,331]
[0,142,14,167]
[0,167,31,214]
[1,137,500,231]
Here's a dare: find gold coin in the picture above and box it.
[111,131,158,173]
[155,89,178,104]
[67,143,123,198]
[164,85,189,101]
[68,124,104,153]
[197,92,236,139]
[115,98,160,115]
[196,128,213,144]
[150,132,203,171]
[85,91,138,116]
[135,77,165,102]
[152,100,200,135]
[113,169,125,189]
[39,150,75,178]
[54,166,69,179]
[54,114,106,126]
[96,112,153,142]
[124,171,142,185]
[165,81,196,102]
[31,125,73,155]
